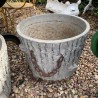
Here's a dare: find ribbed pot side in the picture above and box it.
[17,14,90,81]
[0,35,11,97]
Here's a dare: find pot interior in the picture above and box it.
[18,14,87,40]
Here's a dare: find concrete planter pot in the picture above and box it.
[17,14,90,81]
[0,35,11,98]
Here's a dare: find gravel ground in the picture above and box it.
[4,6,98,98]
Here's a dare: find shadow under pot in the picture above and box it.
[0,0,6,7]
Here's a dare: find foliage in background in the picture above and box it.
[92,0,98,17]
[10,0,46,4]
[35,0,46,4]
[12,0,98,16]
[79,0,98,16]
[94,7,98,17]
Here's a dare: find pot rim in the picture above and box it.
[17,14,90,43]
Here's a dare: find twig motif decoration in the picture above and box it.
[30,50,64,77]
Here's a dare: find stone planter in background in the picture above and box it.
[17,14,90,81]
[0,35,11,98]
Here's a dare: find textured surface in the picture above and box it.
[17,14,89,80]
[8,30,98,98]
[1,5,98,98]
[7,15,98,98]
[0,35,11,98]
[19,36,87,80]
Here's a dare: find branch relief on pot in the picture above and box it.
[30,50,64,77]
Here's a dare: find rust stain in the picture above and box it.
[30,50,64,77]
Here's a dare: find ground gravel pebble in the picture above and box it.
[3,5,98,98]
